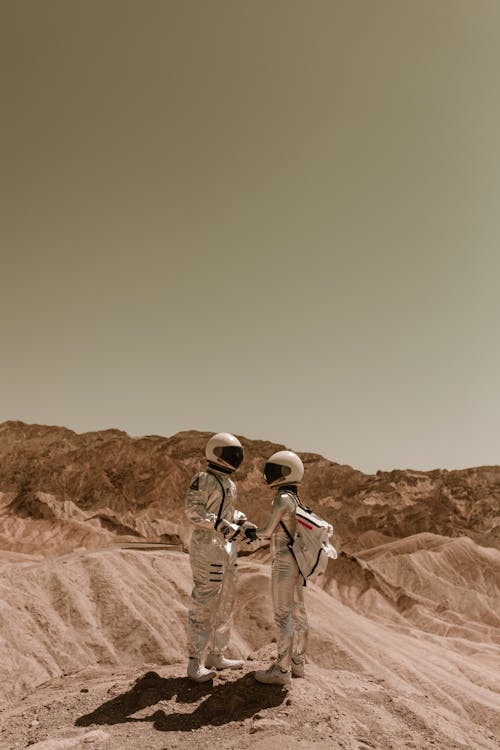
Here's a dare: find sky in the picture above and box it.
[1,0,499,473]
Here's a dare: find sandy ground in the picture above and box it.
[1,544,499,750]
[2,655,498,750]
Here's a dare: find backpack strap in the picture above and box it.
[279,519,307,587]
[207,470,226,528]
[292,489,311,514]
[279,519,295,544]
[279,489,298,544]
[279,491,307,586]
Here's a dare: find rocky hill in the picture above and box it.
[0,421,499,749]
[0,420,498,555]
[0,422,500,554]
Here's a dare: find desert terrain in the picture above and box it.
[0,421,499,749]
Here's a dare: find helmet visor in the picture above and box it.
[264,461,291,485]
[214,445,244,470]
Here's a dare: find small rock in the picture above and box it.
[80,688,89,693]
[249,718,290,733]
[81,730,111,745]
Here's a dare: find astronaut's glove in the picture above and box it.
[240,521,258,544]
[215,517,241,540]
[233,509,248,525]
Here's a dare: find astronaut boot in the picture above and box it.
[254,662,291,686]
[187,657,216,682]
[291,657,305,678]
[205,653,245,670]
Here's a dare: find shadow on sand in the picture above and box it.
[75,670,287,732]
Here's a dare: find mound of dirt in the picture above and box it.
[324,534,500,642]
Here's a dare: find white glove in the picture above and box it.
[215,517,240,540]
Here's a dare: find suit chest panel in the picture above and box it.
[207,477,236,517]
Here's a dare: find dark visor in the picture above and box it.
[264,462,290,485]
[214,445,244,469]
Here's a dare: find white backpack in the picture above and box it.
[280,495,337,582]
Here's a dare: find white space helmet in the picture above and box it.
[205,432,244,473]
[264,450,304,487]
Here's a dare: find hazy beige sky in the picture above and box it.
[1,0,499,472]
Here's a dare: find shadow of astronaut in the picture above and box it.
[76,670,287,732]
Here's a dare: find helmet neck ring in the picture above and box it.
[207,461,233,474]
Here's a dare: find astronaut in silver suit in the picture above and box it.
[254,450,308,686]
[185,432,256,682]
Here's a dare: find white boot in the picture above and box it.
[187,658,216,682]
[254,662,291,686]
[291,658,305,677]
[205,653,245,670]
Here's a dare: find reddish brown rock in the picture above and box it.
[0,421,498,556]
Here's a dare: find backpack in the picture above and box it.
[280,495,337,583]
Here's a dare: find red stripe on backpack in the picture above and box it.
[297,518,313,530]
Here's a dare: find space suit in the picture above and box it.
[185,432,256,682]
[254,450,308,686]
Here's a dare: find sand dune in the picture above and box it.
[1,538,499,749]
[325,534,500,642]
[0,549,191,707]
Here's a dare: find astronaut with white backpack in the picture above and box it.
[254,450,337,686]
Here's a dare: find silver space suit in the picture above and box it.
[257,489,308,672]
[185,468,246,660]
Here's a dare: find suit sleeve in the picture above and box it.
[185,472,219,529]
[256,493,295,538]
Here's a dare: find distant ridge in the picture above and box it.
[0,420,498,555]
